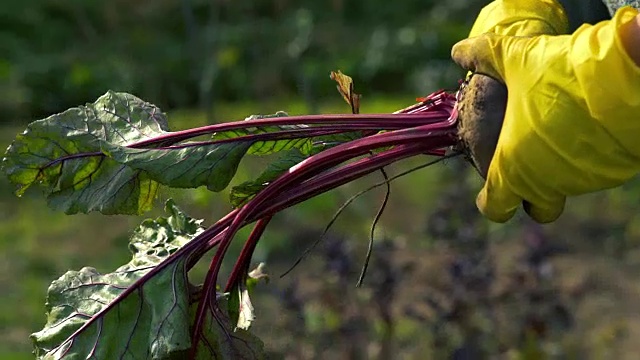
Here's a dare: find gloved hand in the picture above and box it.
[464,0,568,83]
[468,0,569,37]
[452,6,640,223]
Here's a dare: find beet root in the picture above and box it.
[456,74,508,179]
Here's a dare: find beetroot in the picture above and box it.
[456,74,507,178]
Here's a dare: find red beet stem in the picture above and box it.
[190,94,458,350]
[130,112,451,148]
[49,90,460,359]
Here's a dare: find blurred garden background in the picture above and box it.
[3,0,640,359]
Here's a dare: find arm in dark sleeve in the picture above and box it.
[556,0,612,30]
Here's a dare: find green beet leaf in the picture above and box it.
[31,200,203,359]
[212,112,314,156]
[102,141,250,192]
[31,199,266,359]
[229,148,310,207]
[228,130,360,207]
[2,91,169,215]
[2,91,253,215]
[31,199,265,359]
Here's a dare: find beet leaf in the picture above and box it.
[3,91,168,215]
[211,112,315,155]
[30,199,265,359]
[229,148,314,207]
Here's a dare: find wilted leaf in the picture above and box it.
[31,200,205,359]
[228,263,270,331]
[330,70,361,114]
[236,284,255,331]
[247,263,270,289]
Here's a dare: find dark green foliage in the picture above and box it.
[0,0,485,122]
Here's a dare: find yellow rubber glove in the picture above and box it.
[465,0,569,80]
[452,6,640,223]
[469,0,569,37]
